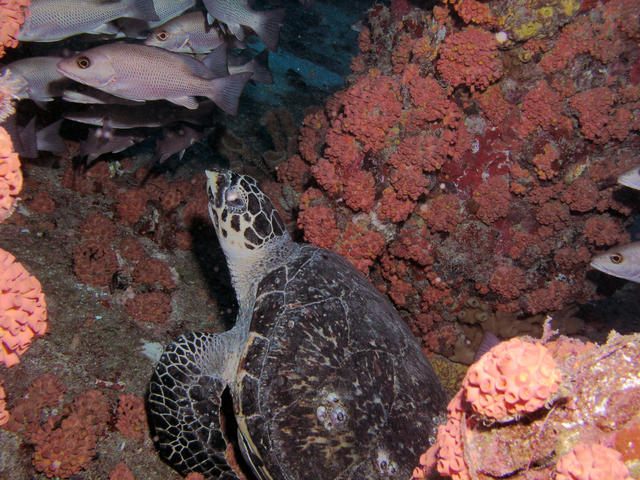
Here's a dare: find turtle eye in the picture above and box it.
[225,188,245,209]
[610,253,624,264]
[156,31,169,41]
[76,56,91,69]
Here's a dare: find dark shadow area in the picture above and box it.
[188,216,238,331]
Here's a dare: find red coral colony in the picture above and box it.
[280,0,640,363]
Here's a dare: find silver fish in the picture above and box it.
[80,125,144,161]
[0,57,68,101]
[228,50,273,84]
[153,124,204,164]
[590,241,640,283]
[18,0,159,42]
[148,0,196,28]
[2,117,66,158]
[62,85,142,105]
[199,45,272,83]
[145,11,230,53]
[56,43,251,113]
[63,101,216,129]
[202,0,285,51]
[618,165,640,190]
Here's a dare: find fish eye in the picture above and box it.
[610,253,624,264]
[156,31,169,41]
[76,56,91,69]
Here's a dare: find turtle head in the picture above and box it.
[205,169,288,262]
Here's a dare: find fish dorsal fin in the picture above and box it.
[178,53,217,79]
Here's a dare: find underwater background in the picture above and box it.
[0,0,639,478]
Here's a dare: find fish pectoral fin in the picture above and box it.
[230,23,245,41]
[178,37,190,51]
[169,96,199,109]
[90,22,121,36]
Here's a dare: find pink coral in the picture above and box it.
[184,473,207,480]
[569,87,617,143]
[32,416,97,478]
[390,164,430,201]
[462,338,561,421]
[392,219,436,267]
[0,125,22,222]
[388,131,446,173]
[0,248,47,367]
[414,333,639,480]
[531,142,560,180]
[436,27,503,91]
[555,444,632,480]
[335,223,386,274]
[67,389,111,437]
[133,257,175,292]
[333,72,402,154]
[125,292,172,324]
[475,85,511,126]
[0,0,29,57]
[115,188,150,224]
[297,189,340,250]
[489,265,527,300]
[276,154,311,191]
[377,187,416,222]
[584,214,628,247]
[343,169,376,212]
[562,177,599,213]
[472,176,511,225]
[402,65,454,123]
[536,201,570,230]
[116,394,147,441]
[78,213,117,242]
[519,80,566,137]
[452,0,493,26]
[419,194,461,233]
[109,462,136,480]
[31,388,108,479]
[433,391,470,480]
[5,374,65,440]
[73,240,119,287]
[523,280,572,314]
[26,191,55,215]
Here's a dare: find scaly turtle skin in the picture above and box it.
[148,169,447,479]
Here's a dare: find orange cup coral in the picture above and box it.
[0,248,47,367]
[0,126,22,222]
[555,443,632,480]
[462,338,560,421]
[0,0,30,58]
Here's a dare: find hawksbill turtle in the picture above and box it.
[148,169,447,480]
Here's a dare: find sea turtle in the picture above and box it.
[148,169,447,479]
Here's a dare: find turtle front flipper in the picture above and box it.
[148,331,241,479]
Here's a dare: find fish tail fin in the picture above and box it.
[207,72,251,116]
[37,119,67,154]
[127,0,160,22]
[253,8,285,51]
[202,45,229,78]
[16,117,38,159]
[248,50,273,84]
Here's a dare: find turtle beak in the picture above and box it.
[205,169,229,209]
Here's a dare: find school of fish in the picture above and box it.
[1,0,284,163]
